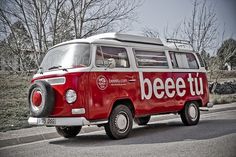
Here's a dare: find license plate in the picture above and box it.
[46,118,56,125]
[37,118,46,125]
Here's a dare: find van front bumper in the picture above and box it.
[28,117,107,126]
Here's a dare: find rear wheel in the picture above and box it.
[180,101,200,126]
[134,116,151,125]
[104,105,133,139]
[56,126,82,138]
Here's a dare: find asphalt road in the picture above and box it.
[1,108,236,157]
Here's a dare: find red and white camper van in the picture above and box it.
[28,33,213,139]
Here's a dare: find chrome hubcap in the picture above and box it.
[188,104,198,121]
[115,112,129,133]
[30,88,43,112]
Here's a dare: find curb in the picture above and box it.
[0,103,235,148]
[0,126,104,148]
[0,132,59,148]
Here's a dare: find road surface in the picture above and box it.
[1,108,236,157]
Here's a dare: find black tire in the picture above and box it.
[180,101,200,126]
[56,126,82,138]
[104,105,133,140]
[134,116,151,125]
[28,81,55,117]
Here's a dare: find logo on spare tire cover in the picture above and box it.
[96,75,108,90]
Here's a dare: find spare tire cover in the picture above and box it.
[28,81,55,117]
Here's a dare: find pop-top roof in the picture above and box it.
[50,33,164,50]
[86,32,163,46]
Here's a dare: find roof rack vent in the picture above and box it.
[87,33,163,46]
[166,38,191,50]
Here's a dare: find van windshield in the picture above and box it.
[39,43,90,73]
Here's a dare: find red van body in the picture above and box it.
[28,33,213,139]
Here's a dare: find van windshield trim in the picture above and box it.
[38,43,91,73]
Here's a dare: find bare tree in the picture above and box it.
[142,27,160,38]
[183,0,218,52]
[0,20,35,72]
[48,0,67,45]
[0,0,142,70]
[0,0,54,66]
[163,22,183,40]
[143,0,218,53]
[67,0,141,39]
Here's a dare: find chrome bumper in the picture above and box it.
[207,102,214,108]
[28,117,107,126]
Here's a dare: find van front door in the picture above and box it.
[88,45,136,120]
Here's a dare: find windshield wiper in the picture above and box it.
[48,65,62,70]
[48,65,67,71]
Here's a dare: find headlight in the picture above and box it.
[65,89,77,104]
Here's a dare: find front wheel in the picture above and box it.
[180,101,200,126]
[104,105,133,139]
[55,126,82,138]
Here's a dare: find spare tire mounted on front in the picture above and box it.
[28,81,55,117]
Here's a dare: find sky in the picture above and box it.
[128,0,236,53]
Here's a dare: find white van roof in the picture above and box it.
[50,33,194,53]
[50,33,164,50]
[86,33,163,46]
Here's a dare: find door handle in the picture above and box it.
[125,76,136,82]
[128,79,136,82]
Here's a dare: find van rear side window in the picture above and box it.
[134,50,168,68]
[170,52,199,69]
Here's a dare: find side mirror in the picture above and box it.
[38,67,43,74]
[106,58,116,69]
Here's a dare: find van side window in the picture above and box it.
[173,52,199,69]
[95,46,130,68]
[134,50,168,68]
[196,53,205,67]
